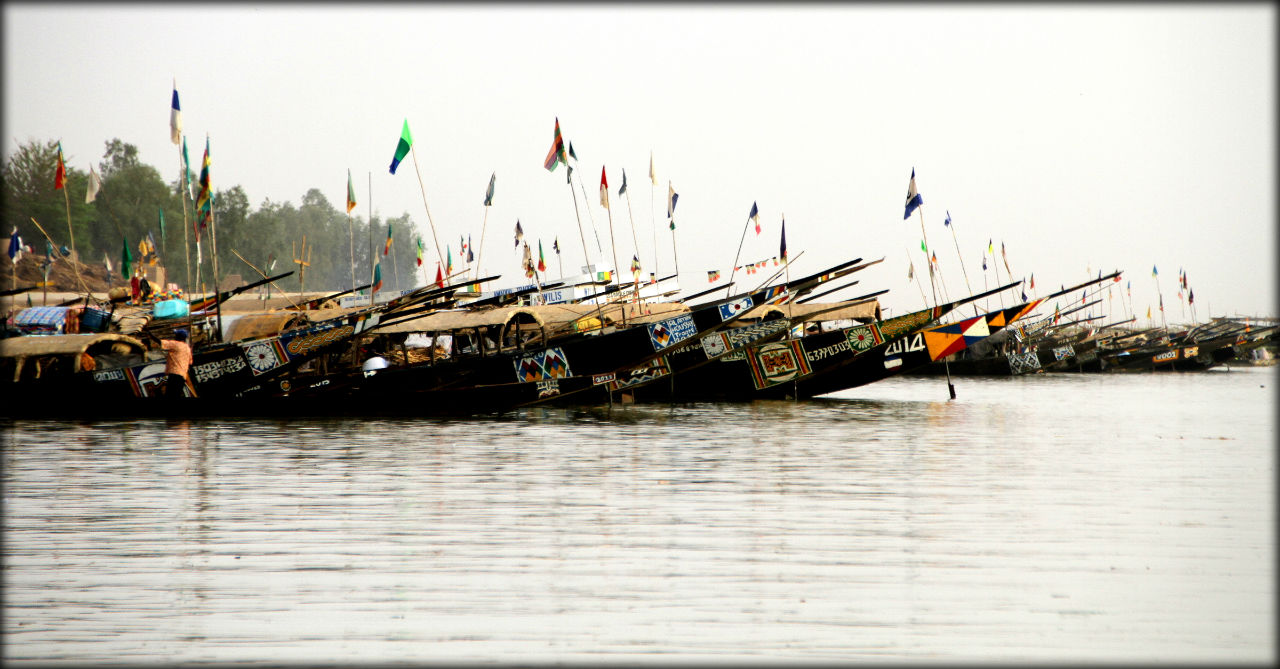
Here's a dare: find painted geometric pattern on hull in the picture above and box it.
[923,299,1043,362]
[514,347,572,382]
[648,314,698,352]
[747,340,813,389]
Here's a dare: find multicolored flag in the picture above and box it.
[568,142,578,162]
[537,240,547,272]
[446,245,453,275]
[749,202,760,235]
[514,220,523,248]
[54,141,66,190]
[1152,265,1158,277]
[707,269,720,282]
[467,235,474,262]
[389,119,413,174]
[195,137,212,237]
[543,117,567,171]
[484,172,495,207]
[1188,288,1194,305]
[346,169,357,213]
[903,168,923,219]
[1001,241,1011,273]
[416,237,424,267]
[372,261,383,293]
[383,224,393,256]
[85,165,101,203]
[169,82,182,145]
[1029,273,1035,290]
[599,166,609,209]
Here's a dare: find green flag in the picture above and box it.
[389,119,413,174]
[121,235,133,279]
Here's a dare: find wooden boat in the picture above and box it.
[272,258,873,416]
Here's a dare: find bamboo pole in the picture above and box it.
[368,171,376,307]
[177,142,193,293]
[59,179,87,293]
[726,206,753,300]
[408,144,446,279]
[28,216,92,296]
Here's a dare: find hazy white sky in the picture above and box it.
[4,3,1274,319]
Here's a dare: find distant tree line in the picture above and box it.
[2,138,423,294]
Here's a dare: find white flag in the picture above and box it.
[85,165,102,203]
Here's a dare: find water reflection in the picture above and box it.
[3,368,1274,663]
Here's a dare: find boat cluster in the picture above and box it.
[2,260,1275,420]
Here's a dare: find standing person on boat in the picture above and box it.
[161,328,194,398]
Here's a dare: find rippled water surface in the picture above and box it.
[3,367,1275,664]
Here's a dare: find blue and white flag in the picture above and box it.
[944,210,951,227]
[749,201,760,234]
[7,226,21,263]
[170,82,182,145]
[903,168,923,219]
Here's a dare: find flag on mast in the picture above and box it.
[630,254,641,279]
[618,168,628,196]
[121,235,133,279]
[54,142,66,190]
[346,169,357,213]
[182,135,196,200]
[7,227,21,263]
[514,220,523,248]
[649,151,656,185]
[383,223,393,256]
[169,83,182,145]
[903,168,923,219]
[484,172,496,206]
[372,261,383,293]
[195,136,212,238]
[537,240,547,272]
[779,215,787,260]
[543,117,567,171]
[86,165,102,203]
[749,202,760,235]
[467,234,474,262]
[416,237,424,267]
[667,182,678,230]
[434,262,444,288]
[389,119,412,174]
[446,246,453,275]
[599,167,609,208]
[944,210,952,227]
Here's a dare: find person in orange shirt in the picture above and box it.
[161,328,194,398]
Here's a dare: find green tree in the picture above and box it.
[2,139,96,261]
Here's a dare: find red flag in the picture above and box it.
[435,262,444,288]
[599,167,609,209]
[54,142,66,190]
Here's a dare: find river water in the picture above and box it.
[3,366,1274,664]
